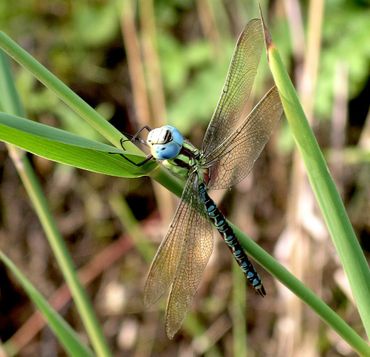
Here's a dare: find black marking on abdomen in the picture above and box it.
[198,182,266,296]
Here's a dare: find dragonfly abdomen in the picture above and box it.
[198,182,266,297]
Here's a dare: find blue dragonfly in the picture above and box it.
[119,18,283,338]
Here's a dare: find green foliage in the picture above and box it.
[0,252,94,357]
[0,0,120,122]
[159,34,213,93]
[316,1,370,117]
[0,48,114,357]
[1,0,368,130]
[155,0,194,24]
[167,57,230,132]
[0,1,369,354]
[159,34,235,132]
[0,113,154,178]
[72,2,119,47]
[268,28,370,341]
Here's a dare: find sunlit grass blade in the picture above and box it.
[260,13,370,338]
[109,195,156,261]
[0,31,137,152]
[124,117,354,356]
[0,50,112,357]
[231,223,370,356]
[231,261,247,356]
[0,32,181,191]
[0,252,94,357]
[0,112,156,178]
[151,170,370,354]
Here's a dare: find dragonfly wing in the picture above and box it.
[144,174,198,306]
[144,173,212,313]
[165,177,214,339]
[205,86,283,190]
[202,18,263,156]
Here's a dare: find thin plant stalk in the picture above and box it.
[261,15,370,338]
[232,223,370,356]
[0,32,129,151]
[281,0,325,353]
[0,51,112,357]
[231,261,247,356]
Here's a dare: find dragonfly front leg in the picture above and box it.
[120,125,152,150]
[116,149,153,167]
[112,126,154,167]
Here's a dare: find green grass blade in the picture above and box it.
[231,224,370,356]
[0,112,156,177]
[141,161,370,354]
[109,195,156,262]
[152,158,370,353]
[0,252,94,357]
[0,50,25,116]
[0,31,138,153]
[231,261,247,356]
[262,22,370,338]
[0,51,112,357]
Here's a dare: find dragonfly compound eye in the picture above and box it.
[147,125,185,160]
[153,143,182,160]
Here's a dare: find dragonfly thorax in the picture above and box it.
[147,125,184,160]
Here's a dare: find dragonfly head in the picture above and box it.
[147,125,184,160]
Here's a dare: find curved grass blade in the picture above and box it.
[0,50,113,357]
[0,113,156,178]
[261,12,370,338]
[232,222,370,356]
[0,31,127,150]
[0,251,94,357]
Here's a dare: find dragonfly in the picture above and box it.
[119,18,283,338]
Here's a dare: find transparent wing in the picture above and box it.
[204,86,283,190]
[202,18,264,155]
[144,173,213,331]
[144,174,199,306]
[164,176,214,339]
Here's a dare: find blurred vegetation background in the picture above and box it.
[0,0,369,356]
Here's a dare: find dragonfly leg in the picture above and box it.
[119,125,152,150]
[111,126,154,166]
[132,125,152,142]
[114,151,154,167]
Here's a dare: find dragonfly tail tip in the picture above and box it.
[257,285,267,297]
